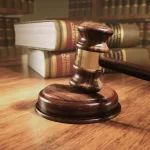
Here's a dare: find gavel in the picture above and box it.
[35,22,150,124]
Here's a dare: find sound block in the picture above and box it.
[35,84,121,124]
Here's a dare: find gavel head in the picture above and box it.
[70,22,114,93]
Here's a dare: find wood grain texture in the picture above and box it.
[0,57,150,150]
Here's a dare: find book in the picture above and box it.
[116,0,122,15]
[15,20,82,51]
[143,22,150,48]
[13,0,21,10]
[27,0,34,13]
[122,0,130,15]
[148,0,150,14]
[106,23,139,48]
[109,0,116,16]
[0,16,20,57]
[130,0,138,15]
[28,49,75,78]
[0,0,5,8]
[28,48,150,78]
[5,0,13,9]
[103,0,109,16]
[138,0,147,14]
[21,0,27,13]
[137,22,145,47]
[15,21,140,51]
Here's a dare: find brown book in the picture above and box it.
[147,0,150,14]
[138,0,147,14]
[27,0,34,13]
[122,0,130,15]
[143,22,150,48]
[28,49,75,78]
[137,22,145,47]
[5,17,17,57]
[109,0,116,16]
[5,0,13,9]
[85,0,92,18]
[0,47,7,57]
[28,47,150,78]
[0,17,7,57]
[115,0,122,15]
[0,0,5,8]
[130,0,138,14]
[107,23,139,48]
[103,0,109,16]
[21,0,27,12]
[13,0,21,10]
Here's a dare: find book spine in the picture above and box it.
[58,20,81,51]
[13,17,21,56]
[109,0,116,16]
[122,0,130,15]
[0,17,7,57]
[28,0,34,13]
[5,17,16,57]
[102,0,108,16]
[5,0,13,8]
[143,22,150,48]
[107,23,139,48]
[82,0,86,18]
[21,0,27,12]
[137,22,145,47]
[50,51,75,78]
[138,0,147,14]
[147,0,150,14]
[87,0,92,18]
[75,0,79,19]
[0,0,5,8]
[13,0,21,10]
[130,0,138,15]
[116,0,122,15]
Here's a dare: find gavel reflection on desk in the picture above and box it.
[35,22,150,124]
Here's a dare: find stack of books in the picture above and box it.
[14,20,150,78]
[102,0,150,16]
[0,0,34,14]
[0,16,21,57]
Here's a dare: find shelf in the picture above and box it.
[98,14,150,22]
[0,8,25,15]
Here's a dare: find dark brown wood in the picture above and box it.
[1,56,150,149]
[70,22,114,92]
[76,22,113,53]
[99,56,150,81]
[35,22,121,123]
[70,65,102,93]
[35,84,121,124]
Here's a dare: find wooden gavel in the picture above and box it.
[70,22,150,93]
[35,22,150,124]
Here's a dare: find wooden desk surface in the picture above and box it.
[0,56,150,150]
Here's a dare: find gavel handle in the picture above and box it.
[99,56,150,81]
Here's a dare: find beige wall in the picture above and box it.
[21,0,68,21]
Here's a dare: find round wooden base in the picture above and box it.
[35,84,121,124]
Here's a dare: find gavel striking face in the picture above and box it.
[35,22,150,124]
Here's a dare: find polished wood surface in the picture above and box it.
[0,56,150,150]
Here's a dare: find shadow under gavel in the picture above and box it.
[35,22,150,124]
